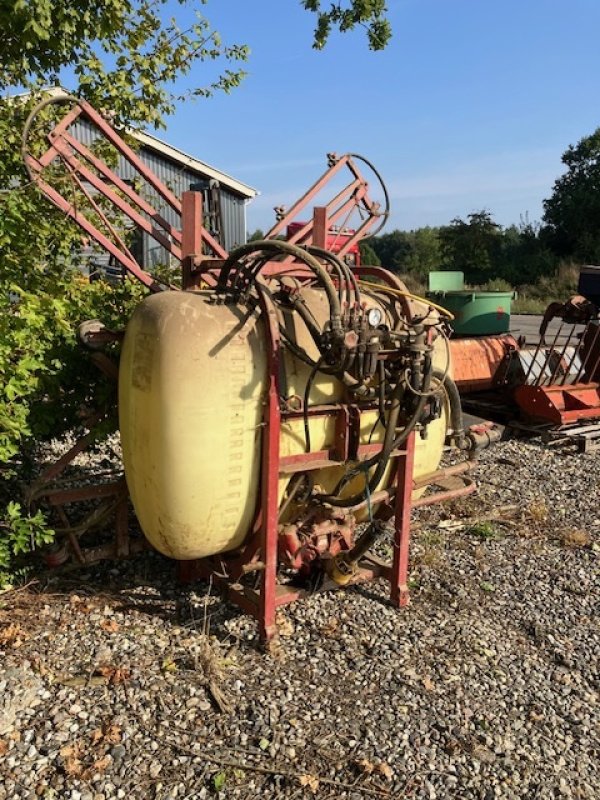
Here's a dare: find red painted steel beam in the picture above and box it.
[62,132,183,243]
[265,154,350,239]
[391,432,416,608]
[74,99,183,213]
[28,171,158,289]
[53,138,182,260]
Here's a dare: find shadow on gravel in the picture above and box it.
[30,549,268,650]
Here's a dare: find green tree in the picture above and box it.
[498,220,556,285]
[402,227,442,278]
[248,228,266,242]
[439,211,502,283]
[358,241,381,265]
[543,128,600,262]
[302,1,392,49]
[367,229,411,271]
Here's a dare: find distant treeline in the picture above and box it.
[361,126,600,289]
[360,212,558,288]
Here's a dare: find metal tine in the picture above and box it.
[549,324,575,385]
[574,322,600,384]
[565,321,590,385]
[524,337,544,384]
[535,322,563,386]
[588,341,600,385]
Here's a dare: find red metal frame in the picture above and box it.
[514,382,600,426]
[264,153,385,260]
[178,284,475,642]
[25,99,389,297]
[23,96,227,291]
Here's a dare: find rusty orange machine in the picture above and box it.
[23,95,481,641]
[447,293,600,429]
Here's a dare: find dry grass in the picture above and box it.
[526,500,549,524]
[413,529,447,569]
[560,529,592,548]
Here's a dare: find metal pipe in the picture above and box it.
[412,480,476,508]
[572,322,591,384]
[587,347,600,385]
[412,459,476,489]
[329,460,476,515]
[523,336,543,384]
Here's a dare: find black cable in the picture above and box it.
[345,153,391,239]
[317,351,434,508]
[367,360,388,443]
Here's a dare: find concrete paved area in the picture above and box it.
[510,314,584,346]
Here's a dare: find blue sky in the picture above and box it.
[159,0,600,234]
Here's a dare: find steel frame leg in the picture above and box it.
[258,372,281,643]
[390,430,416,607]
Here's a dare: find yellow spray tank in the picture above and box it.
[119,276,455,561]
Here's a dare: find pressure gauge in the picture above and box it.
[367,307,383,327]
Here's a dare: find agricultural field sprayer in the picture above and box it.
[21,95,480,641]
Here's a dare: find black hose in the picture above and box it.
[317,379,405,506]
[344,520,387,563]
[218,240,342,325]
[317,349,433,508]
[288,295,323,346]
[306,245,361,307]
[345,153,391,239]
[305,246,347,305]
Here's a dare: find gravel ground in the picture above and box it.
[0,437,598,800]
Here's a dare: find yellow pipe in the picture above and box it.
[357,279,455,320]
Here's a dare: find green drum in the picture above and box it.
[426,290,513,336]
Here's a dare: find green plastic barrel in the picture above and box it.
[426,290,513,336]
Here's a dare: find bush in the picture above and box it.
[0,270,145,585]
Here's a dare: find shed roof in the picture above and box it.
[131,129,257,200]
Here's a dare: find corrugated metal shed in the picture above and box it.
[69,117,256,268]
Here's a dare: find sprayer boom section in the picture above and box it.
[23,95,388,287]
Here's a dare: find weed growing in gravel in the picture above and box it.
[414,529,447,569]
[468,521,500,541]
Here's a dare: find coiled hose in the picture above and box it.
[218,240,343,328]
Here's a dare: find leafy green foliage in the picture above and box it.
[302,1,392,50]
[367,213,560,294]
[213,771,227,792]
[1,1,249,130]
[543,127,600,263]
[366,227,442,279]
[439,211,502,284]
[358,241,381,266]
[0,276,145,465]
[0,502,54,587]
[469,521,499,541]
